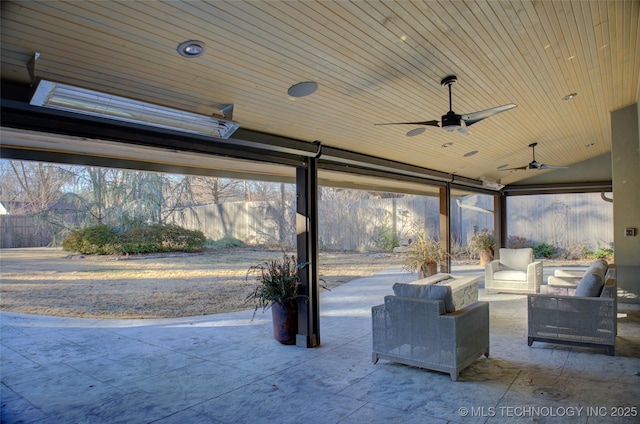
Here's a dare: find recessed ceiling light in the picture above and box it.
[497,164,509,169]
[567,55,575,61]
[562,93,577,100]
[177,40,206,58]
[464,150,478,157]
[288,81,318,97]
[441,142,453,148]
[406,128,425,137]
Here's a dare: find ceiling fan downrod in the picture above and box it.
[441,75,457,113]
[529,142,538,161]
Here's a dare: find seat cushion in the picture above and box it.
[548,276,579,287]
[499,248,533,271]
[493,270,528,282]
[392,282,455,313]
[574,269,605,297]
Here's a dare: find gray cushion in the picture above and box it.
[392,282,455,313]
[585,259,608,274]
[574,269,605,297]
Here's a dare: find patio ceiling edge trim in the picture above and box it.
[502,181,612,195]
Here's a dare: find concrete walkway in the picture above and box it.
[1,265,639,423]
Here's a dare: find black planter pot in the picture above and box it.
[271,301,297,345]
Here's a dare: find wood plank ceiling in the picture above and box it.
[1,0,639,187]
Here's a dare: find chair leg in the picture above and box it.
[606,346,615,356]
[527,337,534,346]
[372,353,379,364]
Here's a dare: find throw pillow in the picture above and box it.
[585,259,608,274]
[392,282,455,313]
[574,269,605,297]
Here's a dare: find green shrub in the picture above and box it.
[375,226,400,251]
[120,226,164,254]
[121,224,206,253]
[593,245,614,260]
[62,225,120,255]
[532,242,556,258]
[208,235,246,249]
[582,243,614,260]
[159,224,206,252]
[63,224,206,255]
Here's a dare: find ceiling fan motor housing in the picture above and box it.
[441,111,463,131]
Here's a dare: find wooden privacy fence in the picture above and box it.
[169,193,612,252]
[1,193,613,251]
[167,201,295,247]
[507,193,613,249]
[0,215,53,248]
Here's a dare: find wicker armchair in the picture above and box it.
[372,294,489,381]
[527,266,617,355]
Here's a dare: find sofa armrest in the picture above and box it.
[485,260,500,286]
[439,301,489,353]
[527,293,616,344]
[487,260,500,273]
[527,261,543,290]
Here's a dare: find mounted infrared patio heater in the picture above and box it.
[29,79,240,139]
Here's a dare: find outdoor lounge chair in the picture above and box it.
[485,248,542,294]
[372,281,489,380]
[528,264,617,355]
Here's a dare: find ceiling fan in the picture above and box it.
[375,75,517,136]
[503,142,568,171]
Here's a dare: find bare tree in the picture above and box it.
[0,160,78,214]
[245,180,280,201]
[191,177,243,204]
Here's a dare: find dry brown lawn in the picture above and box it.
[0,247,403,319]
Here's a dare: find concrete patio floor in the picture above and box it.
[1,265,639,424]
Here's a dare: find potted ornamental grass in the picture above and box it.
[402,232,448,279]
[469,229,496,266]
[245,252,305,345]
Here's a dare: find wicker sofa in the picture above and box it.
[527,261,617,355]
[485,248,543,294]
[372,280,489,381]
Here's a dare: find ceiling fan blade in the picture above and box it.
[461,104,517,126]
[538,164,569,169]
[374,120,439,127]
[501,165,528,171]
